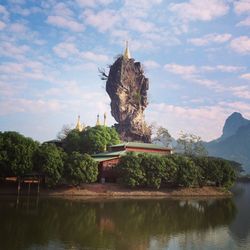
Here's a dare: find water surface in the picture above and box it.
[0,183,249,250]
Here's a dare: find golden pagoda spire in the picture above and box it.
[75,115,83,132]
[96,114,100,126]
[123,40,131,59]
[103,112,107,126]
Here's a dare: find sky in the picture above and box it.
[0,0,250,142]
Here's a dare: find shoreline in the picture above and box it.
[0,183,232,198]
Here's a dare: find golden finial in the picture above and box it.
[96,114,100,126]
[75,115,83,132]
[123,40,131,59]
[104,112,107,126]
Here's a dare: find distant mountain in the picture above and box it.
[221,112,250,140]
[205,113,250,173]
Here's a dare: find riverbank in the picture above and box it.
[0,183,231,197]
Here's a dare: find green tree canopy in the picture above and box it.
[64,152,98,185]
[0,131,38,177]
[61,126,120,154]
[33,143,65,187]
[117,152,146,187]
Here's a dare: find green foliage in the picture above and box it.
[0,131,38,177]
[141,154,167,189]
[61,129,82,154]
[33,143,65,187]
[190,156,236,188]
[64,152,98,185]
[162,157,178,183]
[61,126,120,154]
[117,153,236,189]
[177,132,207,157]
[171,155,202,187]
[117,153,177,189]
[117,152,146,187]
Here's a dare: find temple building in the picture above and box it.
[92,142,172,182]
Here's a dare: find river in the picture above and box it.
[0,183,249,250]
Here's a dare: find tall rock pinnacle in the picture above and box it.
[106,45,151,142]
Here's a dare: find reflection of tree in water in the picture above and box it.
[229,183,250,243]
[0,196,236,250]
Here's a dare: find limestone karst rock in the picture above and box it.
[106,55,151,142]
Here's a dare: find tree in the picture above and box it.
[81,126,120,154]
[176,132,207,157]
[57,124,73,140]
[141,154,167,189]
[117,152,146,187]
[152,126,172,147]
[171,155,201,187]
[61,129,82,153]
[33,143,65,187]
[64,152,98,185]
[0,131,38,177]
[60,125,120,154]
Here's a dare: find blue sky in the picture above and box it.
[0,0,250,142]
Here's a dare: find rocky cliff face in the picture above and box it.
[106,55,151,142]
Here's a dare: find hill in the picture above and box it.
[205,112,250,173]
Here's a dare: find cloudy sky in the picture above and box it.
[0,0,250,142]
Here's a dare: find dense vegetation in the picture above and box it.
[0,126,118,187]
[117,153,237,189]
[0,128,238,190]
[61,125,120,154]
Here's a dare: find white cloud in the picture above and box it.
[169,0,229,22]
[0,20,6,30]
[127,18,155,33]
[143,60,160,69]
[0,98,63,116]
[229,85,250,99]
[237,17,250,26]
[188,33,232,46]
[234,0,250,15]
[11,5,41,16]
[47,15,84,32]
[53,42,79,58]
[84,9,119,32]
[0,42,30,59]
[147,102,232,141]
[241,73,250,80]
[164,64,198,76]
[201,65,245,73]
[76,0,113,8]
[9,23,28,33]
[80,51,109,63]
[46,2,84,32]
[0,4,9,21]
[230,36,250,54]
[53,42,109,62]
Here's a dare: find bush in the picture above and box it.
[64,152,98,185]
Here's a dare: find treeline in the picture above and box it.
[117,153,237,189]
[0,127,120,187]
